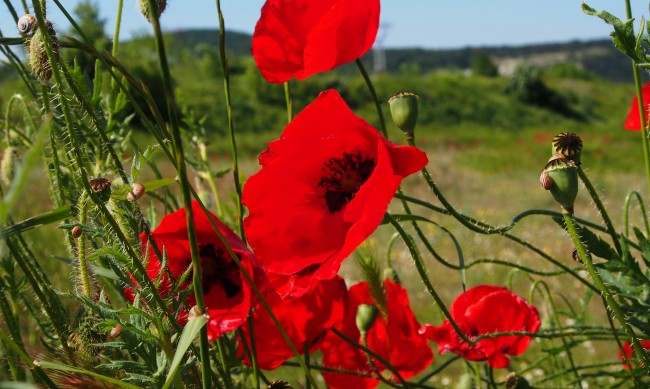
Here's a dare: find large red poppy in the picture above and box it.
[124,201,257,341]
[624,82,650,131]
[237,276,347,370]
[320,279,433,389]
[419,285,540,369]
[252,0,380,83]
[619,340,650,369]
[242,90,428,297]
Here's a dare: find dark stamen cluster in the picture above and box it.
[198,244,242,298]
[318,151,376,213]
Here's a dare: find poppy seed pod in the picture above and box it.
[552,132,582,165]
[388,91,419,137]
[540,157,578,214]
[89,177,112,203]
[138,0,167,22]
[505,372,531,389]
[355,304,378,336]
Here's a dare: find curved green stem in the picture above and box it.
[624,190,650,237]
[355,59,387,137]
[563,211,650,372]
[385,212,476,345]
[577,166,622,255]
[75,193,93,298]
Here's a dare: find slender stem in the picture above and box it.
[304,342,311,389]
[284,81,293,123]
[600,295,639,387]
[563,212,650,372]
[625,0,650,197]
[215,0,245,241]
[624,191,650,237]
[355,59,387,137]
[144,1,211,386]
[577,167,622,255]
[76,193,93,298]
[385,213,476,345]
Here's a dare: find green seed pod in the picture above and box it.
[356,304,379,336]
[388,91,419,138]
[1,146,17,186]
[552,132,582,165]
[27,20,59,83]
[540,156,578,214]
[138,0,167,22]
[505,372,531,389]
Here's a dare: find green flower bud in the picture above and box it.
[540,156,578,214]
[505,372,530,389]
[1,146,17,186]
[356,304,379,336]
[383,267,401,284]
[27,20,59,84]
[388,91,419,138]
[138,0,167,22]
[552,132,582,165]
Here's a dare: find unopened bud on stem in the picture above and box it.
[388,91,419,140]
[540,156,578,214]
[356,304,378,337]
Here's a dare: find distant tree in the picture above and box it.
[471,50,498,77]
[66,0,108,78]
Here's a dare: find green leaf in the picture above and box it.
[0,384,39,389]
[35,361,143,389]
[582,3,645,61]
[161,314,208,389]
[111,178,176,201]
[131,144,162,182]
[0,206,73,240]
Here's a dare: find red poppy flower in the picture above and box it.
[252,0,380,83]
[624,82,650,131]
[237,276,347,370]
[619,340,650,369]
[419,285,540,368]
[242,90,428,297]
[124,201,257,341]
[320,279,433,389]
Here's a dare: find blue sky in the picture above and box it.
[1,1,648,49]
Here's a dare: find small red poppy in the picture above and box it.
[619,340,650,369]
[252,0,380,83]
[624,82,650,131]
[124,201,256,341]
[320,279,433,389]
[242,90,428,297]
[419,285,540,369]
[237,276,347,370]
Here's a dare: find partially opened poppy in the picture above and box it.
[619,340,650,369]
[124,201,257,341]
[420,285,540,368]
[252,0,380,83]
[320,279,433,389]
[624,82,650,131]
[242,90,428,297]
[237,276,347,370]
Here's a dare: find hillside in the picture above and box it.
[163,29,636,82]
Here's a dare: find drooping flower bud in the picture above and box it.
[551,132,582,165]
[388,91,419,139]
[26,20,60,83]
[138,0,167,22]
[355,304,379,336]
[540,156,578,214]
[1,146,18,186]
[383,267,401,284]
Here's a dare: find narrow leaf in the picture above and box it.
[35,361,143,389]
[162,314,208,389]
[0,206,72,240]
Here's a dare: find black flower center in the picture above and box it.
[318,151,376,213]
[198,244,242,298]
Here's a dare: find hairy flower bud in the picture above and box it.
[138,0,167,22]
[27,20,60,83]
[540,156,578,214]
[388,91,419,138]
[89,177,112,203]
[356,304,379,336]
[1,146,18,186]
[552,132,582,165]
[505,372,530,389]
